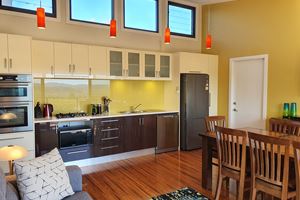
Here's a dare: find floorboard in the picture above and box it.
[82,150,236,200]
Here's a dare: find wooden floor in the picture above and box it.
[81,150,235,200]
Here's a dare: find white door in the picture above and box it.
[229,55,268,129]
[7,34,32,74]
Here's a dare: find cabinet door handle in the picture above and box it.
[101,136,119,141]
[102,119,119,123]
[101,128,119,132]
[69,64,72,73]
[101,145,118,150]
[9,59,12,68]
[163,115,175,118]
[67,150,88,155]
[4,58,7,68]
[51,66,54,74]
[94,127,97,136]
[73,64,75,73]
[89,67,92,75]
[0,137,24,141]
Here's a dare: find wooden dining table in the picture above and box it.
[199,127,300,190]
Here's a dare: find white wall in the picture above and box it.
[0,0,202,52]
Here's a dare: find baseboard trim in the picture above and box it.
[65,148,155,169]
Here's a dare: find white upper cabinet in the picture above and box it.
[0,33,31,74]
[158,54,172,80]
[0,33,8,74]
[71,44,89,75]
[126,50,142,78]
[88,45,107,78]
[54,42,72,75]
[108,48,125,77]
[178,52,209,74]
[143,52,157,78]
[32,40,54,77]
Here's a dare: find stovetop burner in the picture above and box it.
[55,112,88,119]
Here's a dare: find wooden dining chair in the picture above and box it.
[269,118,300,136]
[205,116,226,133]
[293,141,300,200]
[248,132,296,200]
[215,126,248,200]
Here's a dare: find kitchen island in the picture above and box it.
[34,111,179,167]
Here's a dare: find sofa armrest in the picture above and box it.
[66,165,82,192]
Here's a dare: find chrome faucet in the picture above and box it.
[130,104,142,112]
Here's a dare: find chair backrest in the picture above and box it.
[293,141,300,200]
[248,132,291,190]
[215,126,247,172]
[269,118,300,136]
[205,116,226,133]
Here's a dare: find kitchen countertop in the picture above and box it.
[34,110,179,123]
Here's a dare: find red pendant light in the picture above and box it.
[164,27,171,44]
[110,19,117,38]
[37,7,46,29]
[206,34,212,49]
[37,0,45,30]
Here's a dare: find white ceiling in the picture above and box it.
[191,0,234,5]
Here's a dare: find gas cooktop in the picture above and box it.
[55,112,88,119]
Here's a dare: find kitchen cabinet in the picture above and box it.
[32,40,54,77]
[0,33,31,74]
[93,118,124,156]
[124,115,157,152]
[89,45,107,78]
[156,114,179,153]
[158,54,172,79]
[143,52,157,78]
[108,48,125,77]
[35,122,58,157]
[54,42,89,76]
[126,50,142,78]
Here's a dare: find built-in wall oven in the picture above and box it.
[0,74,33,134]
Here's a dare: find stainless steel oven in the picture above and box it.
[0,74,32,102]
[0,74,33,134]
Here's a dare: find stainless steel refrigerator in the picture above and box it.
[180,73,209,150]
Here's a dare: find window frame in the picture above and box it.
[123,0,159,33]
[168,1,196,38]
[69,0,114,26]
[0,0,57,17]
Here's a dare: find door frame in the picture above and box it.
[228,54,268,128]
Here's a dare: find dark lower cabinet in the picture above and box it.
[59,145,93,162]
[35,122,58,157]
[124,115,157,152]
[93,118,124,156]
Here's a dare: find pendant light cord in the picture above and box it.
[40,0,42,8]
[208,6,211,34]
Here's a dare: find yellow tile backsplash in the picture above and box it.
[34,79,165,114]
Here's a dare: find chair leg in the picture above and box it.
[250,188,257,200]
[237,179,245,200]
[215,175,223,200]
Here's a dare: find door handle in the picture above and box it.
[4,58,7,68]
[73,64,75,73]
[233,108,238,112]
[9,59,12,68]
[233,102,237,105]
[69,64,72,73]
[89,67,92,75]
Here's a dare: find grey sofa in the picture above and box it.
[0,165,92,200]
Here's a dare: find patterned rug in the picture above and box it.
[151,187,209,200]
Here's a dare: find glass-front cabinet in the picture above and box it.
[159,54,171,78]
[108,49,124,77]
[127,51,141,77]
[144,53,157,78]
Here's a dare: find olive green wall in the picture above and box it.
[202,0,300,119]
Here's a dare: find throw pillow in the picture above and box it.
[14,148,74,200]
